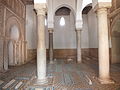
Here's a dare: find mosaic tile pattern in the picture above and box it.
[0,58,120,90]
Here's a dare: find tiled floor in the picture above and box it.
[0,57,120,90]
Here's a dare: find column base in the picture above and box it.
[32,76,48,85]
[77,61,82,63]
[98,78,115,84]
[49,60,54,64]
[31,76,53,87]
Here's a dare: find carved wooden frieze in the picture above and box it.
[1,0,25,18]
[110,0,116,12]
[21,0,33,5]
[116,0,120,9]
[0,4,4,36]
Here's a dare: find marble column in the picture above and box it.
[16,42,19,64]
[3,39,9,70]
[24,41,27,63]
[13,41,17,65]
[18,41,21,65]
[34,4,47,81]
[13,41,16,65]
[48,29,54,64]
[21,41,24,64]
[76,29,82,63]
[97,8,113,84]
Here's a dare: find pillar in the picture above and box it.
[34,4,47,81]
[48,29,54,64]
[18,41,21,65]
[76,29,82,63]
[21,41,24,64]
[13,41,17,65]
[3,39,9,70]
[16,42,19,64]
[24,41,27,63]
[97,7,113,84]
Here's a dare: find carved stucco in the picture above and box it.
[109,0,120,64]
[0,0,27,70]
[109,0,120,32]
[1,0,25,19]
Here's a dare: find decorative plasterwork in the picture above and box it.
[34,3,47,16]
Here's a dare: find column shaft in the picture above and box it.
[37,14,46,80]
[97,8,110,81]
[49,30,54,64]
[76,30,82,63]
[3,40,8,70]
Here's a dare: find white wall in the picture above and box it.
[81,9,98,49]
[10,25,19,40]
[48,0,76,28]
[25,5,98,50]
[54,12,76,49]
[26,5,37,49]
[82,15,89,48]
[53,10,98,49]
[87,9,98,48]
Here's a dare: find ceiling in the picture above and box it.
[55,7,71,16]
[21,0,34,5]
[82,6,92,14]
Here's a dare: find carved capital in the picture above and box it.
[75,29,82,32]
[48,29,54,33]
[76,19,83,30]
[34,3,47,16]
[96,7,107,15]
[93,2,112,12]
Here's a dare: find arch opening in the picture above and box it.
[54,6,76,60]
[111,19,120,64]
[10,25,20,40]
[54,5,75,19]
[8,25,20,66]
[82,3,98,58]
[8,41,14,66]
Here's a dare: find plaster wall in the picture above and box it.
[10,25,19,40]
[111,19,120,63]
[54,13,76,49]
[87,9,98,48]
[82,15,89,48]
[48,0,76,28]
[26,5,37,49]
[26,5,98,49]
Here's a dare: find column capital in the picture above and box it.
[34,3,47,16]
[48,29,54,33]
[75,29,82,32]
[93,2,111,12]
[96,7,107,15]
[76,19,83,30]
